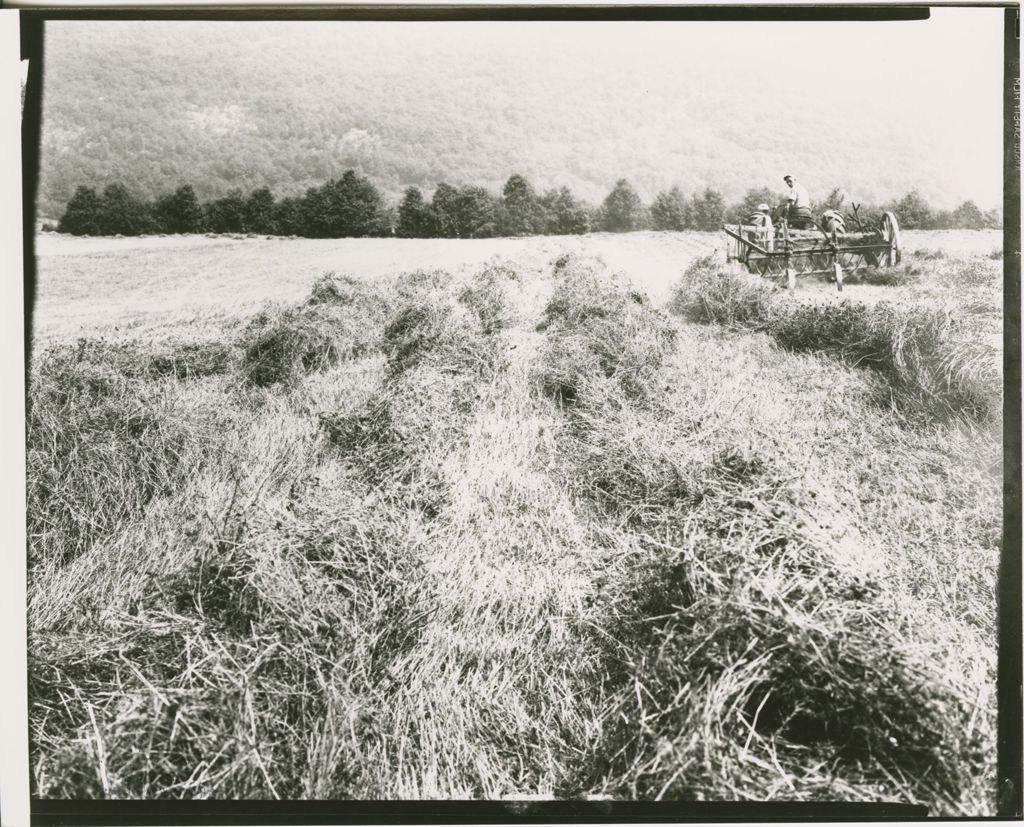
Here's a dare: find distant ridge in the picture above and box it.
[38,19,1004,217]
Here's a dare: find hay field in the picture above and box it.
[27,231,1003,811]
[31,229,1002,340]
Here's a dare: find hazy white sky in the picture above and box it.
[451,8,1006,203]
[310,8,1006,205]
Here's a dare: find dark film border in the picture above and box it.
[999,4,1023,821]
[29,798,929,826]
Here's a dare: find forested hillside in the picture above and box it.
[38,18,1003,218]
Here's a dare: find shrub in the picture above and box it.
[244,187,277,234]
[726,186,781,225]
[951,200,988,230]
[890,190,935,230]
[688,188,727,231]
[650,186,688,231]
[153,185,205,234]
[396,187,436,238]
[500,174,545,236]
[455,186,500,239]
[300,171,392,238]
[58,186,103,236]
[600,179,648,233]
[539,187,591,235]
[204,191,246,233]
[97,183,157,236]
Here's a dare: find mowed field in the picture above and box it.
[31,229,1003,340]
[27,230,1004,810]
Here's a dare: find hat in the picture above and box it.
[783,174,794,181]
[757,203,770,213]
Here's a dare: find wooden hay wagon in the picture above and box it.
[723,209,902,292]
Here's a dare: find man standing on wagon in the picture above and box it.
[780,174,814,229]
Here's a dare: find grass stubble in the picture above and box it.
[27,248,1000,811]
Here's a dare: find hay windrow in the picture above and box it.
[668,258,1000,420]
[31,491,427,799]
[324,275,515,515]
[240,307,345,386]
[536,254,677,407]
[457,263,521,334]
[670,255,778,325]
[527,255,991,809]
[27,340,239,569]
[306,271,367,306]
[240,272,396,387]
[572,428,988,805]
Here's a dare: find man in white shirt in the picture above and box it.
[781,174,814,229]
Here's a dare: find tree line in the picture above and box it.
[56,172,1003,238]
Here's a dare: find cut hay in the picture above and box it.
[147,341,235,379]
[767,300,999,417]
[549,394,990,808]
[537,255,676,406]
[670,255,777,326]
[382,295,508,378]
[528,263,992,809]
[306,271,367,306]
[240,307,345,387]
[26,340,233,568]
[325,289,511,514]
[458,264,521,334]
[846,262,923,287]
[26,249,998,810]
[30,494,425,799]
[668,258,1000,420]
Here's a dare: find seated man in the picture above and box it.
[746,203,775,251]
[781,174,814,229]
[747,203,773,227]
[821,208,846,235]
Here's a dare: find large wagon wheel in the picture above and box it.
[880,211,902,266]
